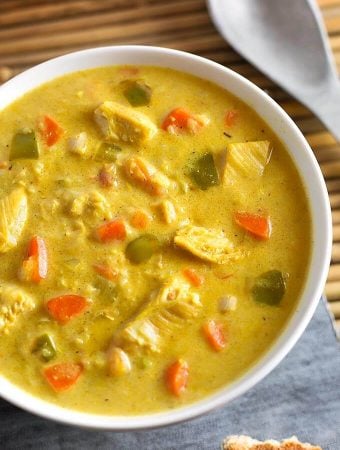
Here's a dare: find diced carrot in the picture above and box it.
[202,320,226,352]
[165,359,189,397]
[118,66,139,77]
[21,236,48,283]
[182,268,204,287]
[46,295,87,324]
[93,263,119,281]
[130,210,150,229]
[41,115,63,146]
[95,219,126,242]
[162,108,203,133]
[224,110,238,127]
[234,212,271,240]
[43,363,83,392]
[162,108,191,130]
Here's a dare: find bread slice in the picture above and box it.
[223,435,322,450]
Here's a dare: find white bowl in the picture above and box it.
[0,45,332,430]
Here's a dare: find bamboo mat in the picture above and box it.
[0,0,340,336]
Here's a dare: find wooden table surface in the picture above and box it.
[1,0,340,336]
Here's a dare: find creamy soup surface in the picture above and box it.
[0,66,311,415]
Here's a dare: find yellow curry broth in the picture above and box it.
[0,66,311,414]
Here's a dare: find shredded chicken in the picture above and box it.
[94,101,157,144]
[158,199,177,224]
[113,276,202,352]
[174,225,242,264]
[0,284,35,334]
[67,132,88,156]
[124,156,173,196]
[0,188,28,253]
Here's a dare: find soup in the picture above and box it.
[0,66,311,415]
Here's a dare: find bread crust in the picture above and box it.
[223,435,322,450]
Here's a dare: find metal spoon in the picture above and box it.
[207,0,340,141]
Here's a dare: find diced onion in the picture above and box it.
[218,295,238,313]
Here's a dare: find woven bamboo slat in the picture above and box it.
[0,0,340,335]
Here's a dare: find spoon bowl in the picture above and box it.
[208,0,340,140]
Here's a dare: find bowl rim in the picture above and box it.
[0,45,332,430]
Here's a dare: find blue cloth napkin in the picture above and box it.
[0,299,339,450]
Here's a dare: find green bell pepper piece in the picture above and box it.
[10,130,39,160]
[95,143,121,162]
[123,80,152,107]
[189,152,219,190]
[251,270,286,305]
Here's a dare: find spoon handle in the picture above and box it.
[312,80,340,142]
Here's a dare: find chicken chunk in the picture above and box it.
[0,284,35,334]
[174,225,242,264]
[0,188,28,253]
[94,101,157,145]
[67,132,88,156]
[63,190,112,220]
[113,276,201,352]
[124,156,173,196]
[158,199,177,224]
[222,140,272,184]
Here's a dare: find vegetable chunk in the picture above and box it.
[126,234,160,264]
[43,362,83,391]
[251,270,286,305]
[224,110,238,127]
[124,156,172,196]
[95,219,126,242]
[122,80,152,107]
[174,225,242,264]
[202,319,226,351]
[234,212,271,240]
[95,143,121,162]
[94,101,157,144]
[223,140,272,183]
[114,276,202,352]
[46,295,88,324]
[41,115,63,147]
[0,284,35,334]
[182,268,204,287]
[188,152,219,190]
[93,263,118,281]
[130,210,150,229]
[33,334,56,362]
[162,108,209,134]
[10,130,39,160]
[0,188,28,253]
[19,236,48,283]
[165,359,189,396]
[107,346,132,376]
